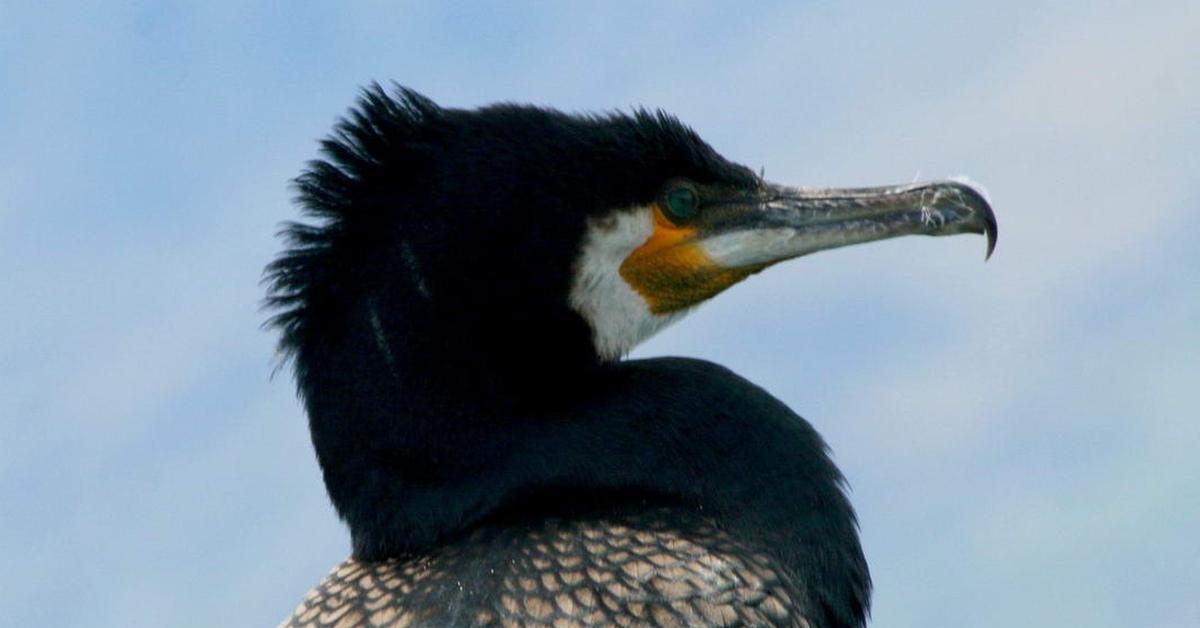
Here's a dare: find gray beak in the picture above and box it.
[698,181,997,269]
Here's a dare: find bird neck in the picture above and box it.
[295,291,604,543]
[297,312,868,624]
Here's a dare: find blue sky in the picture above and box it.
[2,2,1197,626]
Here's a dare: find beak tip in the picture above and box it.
[948,180,998,262]
[981,198,998,261]
[984,219,997,260]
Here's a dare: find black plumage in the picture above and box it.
[269,84,995,627]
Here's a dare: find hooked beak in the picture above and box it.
[618,180,996,315]
[700,181,997,270]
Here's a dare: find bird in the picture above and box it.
[266,84,996,628]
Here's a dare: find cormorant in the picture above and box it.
[267,85,996,628]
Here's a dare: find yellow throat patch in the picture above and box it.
[619,204,758,314]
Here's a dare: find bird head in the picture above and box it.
[266,85,995,399]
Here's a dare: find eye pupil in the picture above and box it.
[665,187,698,220]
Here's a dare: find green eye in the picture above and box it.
[663,185,699,222]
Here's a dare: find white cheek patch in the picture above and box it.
[569,207,691,361]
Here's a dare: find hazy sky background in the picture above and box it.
[2,2,1197,626]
